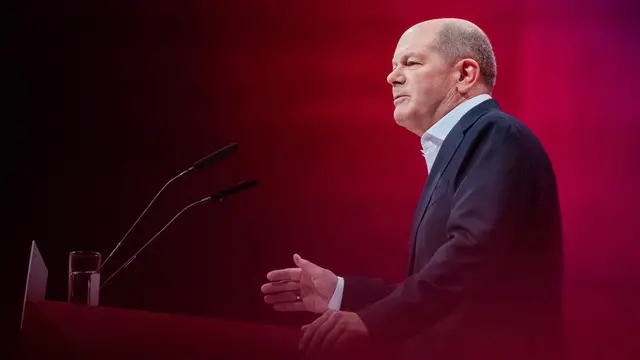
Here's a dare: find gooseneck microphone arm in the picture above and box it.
[101,170,187,269]
[100,197,208,289]
[100,143,239,269]
[100,180,258,289]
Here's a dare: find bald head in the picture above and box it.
[433,19,495,89]
[407,19,497,90]
[388,18,497,136]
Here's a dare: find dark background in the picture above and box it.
[9,0,640,356]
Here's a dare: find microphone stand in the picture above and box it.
[100,169,189,269]
[100,197,209,289]
[100,179,258,289]
[100,143,238,269]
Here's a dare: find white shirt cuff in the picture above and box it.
[328,276,344,310]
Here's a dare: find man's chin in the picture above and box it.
[394,112,422,136]
[393,110,412,128]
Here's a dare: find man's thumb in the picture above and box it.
[293,254,323,277]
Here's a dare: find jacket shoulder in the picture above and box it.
[472,108,545,150]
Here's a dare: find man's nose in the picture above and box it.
[387,67,405,86]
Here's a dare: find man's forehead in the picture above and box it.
[393,28,436,60]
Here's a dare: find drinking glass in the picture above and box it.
[68,251,101,306]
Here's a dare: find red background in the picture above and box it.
[15,1,640,353]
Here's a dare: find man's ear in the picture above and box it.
[455,58,481,93]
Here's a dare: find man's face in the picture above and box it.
[387,28,453,135]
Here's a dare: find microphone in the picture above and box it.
[186,143,239,174]
[100,180,258,289]
[209,179,259,202]
[101,143,239,269]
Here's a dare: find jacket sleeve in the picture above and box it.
[340,277,397,311]
[356,122,535,341]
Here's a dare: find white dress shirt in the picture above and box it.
[327,94,493,311]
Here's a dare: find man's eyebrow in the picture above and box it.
[403,52,422,59]
[392,52,422,65]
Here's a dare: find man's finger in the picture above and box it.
[261,280,300,294]
[273,301,307,312]
[266,268,302,282]
[336,330,365,350]
[299,311,333,350]
[293,254,324,278]
[264,292,298,304]
[308,312,338,350]
[320,324,345,351]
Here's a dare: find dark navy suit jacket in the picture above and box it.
[342,99,563,358]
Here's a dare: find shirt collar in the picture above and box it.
[420,94,492,149]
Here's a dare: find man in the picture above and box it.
[261,18,563,359]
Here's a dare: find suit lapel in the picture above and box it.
[407,99,500,275]
[408,126,463,274]
[421,127,463,215]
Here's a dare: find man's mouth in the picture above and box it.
[393,95,409,104]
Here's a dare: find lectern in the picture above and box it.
[20,300,303,360]
[17,241,303,360]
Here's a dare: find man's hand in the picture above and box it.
[299,311,369,352]
[261,254,338,314]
